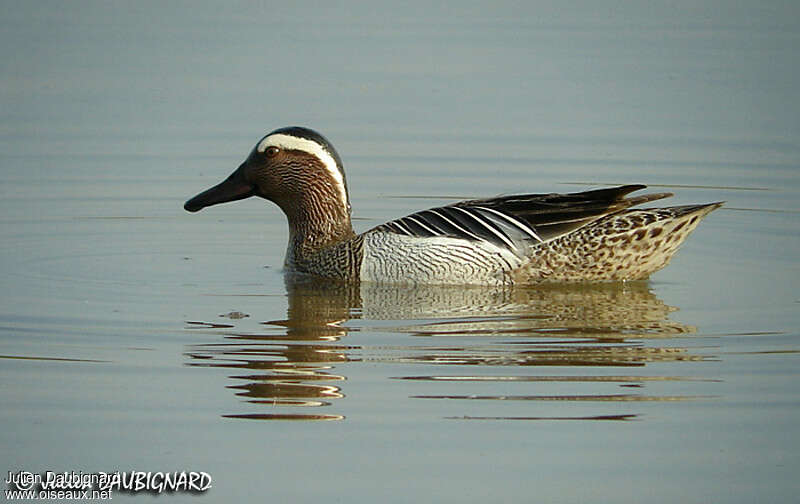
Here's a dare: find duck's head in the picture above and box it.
[184,126,350,218]
[184,127,355,259]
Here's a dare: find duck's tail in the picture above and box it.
[513,201,723,284]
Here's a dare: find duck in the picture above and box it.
[184,126,722,285]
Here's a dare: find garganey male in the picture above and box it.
[184,127,722,285]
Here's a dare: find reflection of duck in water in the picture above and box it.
[186,279,708,421]
[184,126,721,285]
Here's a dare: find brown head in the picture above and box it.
[184,127,355,263]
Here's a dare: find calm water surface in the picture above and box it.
[1,2,799,503]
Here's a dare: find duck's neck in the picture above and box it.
[280,190,355,267]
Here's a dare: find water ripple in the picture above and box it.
[185,279,719,421]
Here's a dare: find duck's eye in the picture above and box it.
[265,146,280,157]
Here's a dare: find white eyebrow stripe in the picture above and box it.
[452,207,517,250]
[256,133,346,205]
[474,206,543,242]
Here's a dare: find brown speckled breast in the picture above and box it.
[292,235,365,281]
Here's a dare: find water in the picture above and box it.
[1,1,799,502]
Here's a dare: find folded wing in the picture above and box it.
[374,185,673,253]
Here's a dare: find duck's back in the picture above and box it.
[353,187,722,285]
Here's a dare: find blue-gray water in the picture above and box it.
[1,1,799,502]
